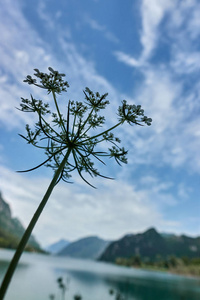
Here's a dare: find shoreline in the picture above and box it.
[127,264,200,279]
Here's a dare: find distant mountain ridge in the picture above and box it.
[58,236,110,259]
[99,228,200,262]
[0,192,41,251]
[45,239,70,254]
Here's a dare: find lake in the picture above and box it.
[0,249,200,300]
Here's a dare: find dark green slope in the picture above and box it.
[99,228,200,262]
[0,192,41,252]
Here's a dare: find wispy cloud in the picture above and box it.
[114,0,175,67]
[84,16,119,44]
[0,1,54,129]
[113,51,141,67]
[171,51,200,74]
[114,0,200,74]
[0,1,119,131]
[129,67,200,173]
[140,0,175,62]
[112,0,200,175]
[168,1,200,74]
[37,1,56,30]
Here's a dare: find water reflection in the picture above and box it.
[104,276,194,300]
[53,267,200,300]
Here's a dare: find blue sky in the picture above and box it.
[0,0,199,247]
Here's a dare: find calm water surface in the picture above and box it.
[0,249,199,300]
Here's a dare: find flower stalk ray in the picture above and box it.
[18,67,152,186]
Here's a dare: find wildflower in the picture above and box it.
[0,67,152,299]
[18,67,152,187]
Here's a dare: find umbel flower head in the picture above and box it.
[19,67,152,188]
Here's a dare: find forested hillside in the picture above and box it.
[0,192,41,252]
[99,228,200,262]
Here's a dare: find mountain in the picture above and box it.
[0,192,41,252]
[58,236,110,259]
[99,228,200,262]
[45,239,70,254]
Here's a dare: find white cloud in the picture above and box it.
[110,65,200,174]
[131,2,200,172]
[162,0,200,74]
[0,1,54,129]
[0,0,120,131]
[114,51,141,67]
[140,0,175,61]
[114,0,177,73]
[0,165,179,247]
[171,51,200,74]
[114,0,175,68]
[37,1,55,30]
[169,0,200,37]
[139,69,181,133]
[114,0,200,78]
[140,176,173,194]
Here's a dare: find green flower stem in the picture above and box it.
[40,114,61,138]
[83,121,122,143]
[52,91,66,133]
[80,107,95,134]
[0,148,72,300]
[71,111,77,137]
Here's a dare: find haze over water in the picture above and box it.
[0,249,200,300]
